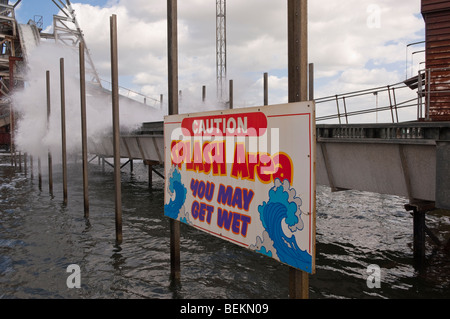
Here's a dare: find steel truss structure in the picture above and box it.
[216,0,227,101]
[47,0,102,87]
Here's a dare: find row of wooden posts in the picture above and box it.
[11,0,312,299]
[10,15,124,242]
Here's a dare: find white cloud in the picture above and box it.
[39,0,425,120]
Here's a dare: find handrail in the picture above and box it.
[99,78,163,110]
[315,80,408,104]
[314,67,450,124]
[418,67,450,121]
[315,80,412,124]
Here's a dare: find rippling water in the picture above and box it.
[1,154,449,299]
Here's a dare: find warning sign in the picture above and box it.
[164,102,316,274]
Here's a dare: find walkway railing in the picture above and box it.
[315,80,418,124]
[100,78,163,110]
[315,67,450,124]
[418,67,450,121]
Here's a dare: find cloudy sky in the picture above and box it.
[15,0,425,119]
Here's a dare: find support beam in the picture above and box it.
[148,163,153,188]
[110,14,122,245]
[60,58,68,205]
[143,160,160,189]
[288,0,308,102]
[168,0,179,117]
[79,41,89,219]
[168,0,181,281]
[413,208,426,269]
[46,71,53,196]
[229,79,233,109]
[405,202,436,270]
[264,72,268,106]
[288,0,309,299]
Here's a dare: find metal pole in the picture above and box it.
[79,42,89,218]
[343,97,349,124]
[418,71,423,120]
[148,163,153,189]
[60,58,68,205]
[335,95,342,125]
[30,155,33,179]
[110,14,123,245]
[229,79,233,109]
[24,153,27,176]
[168,2,179,117]
[46,71,53,195]
[9,58,15,168]
[288,0,309,299]
[202,85,206,102]
[309,63,314,100]
[38,157,42,190]
[168,0,181,281]
[264,72,268,106]
[426,69,431,121]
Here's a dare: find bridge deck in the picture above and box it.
[317,122,450,209]
[88,121,450,210]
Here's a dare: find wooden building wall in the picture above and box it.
[422,0,450,121]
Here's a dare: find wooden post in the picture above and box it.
[288,0,309,299]
[148,163,153,189]
[30,155,33,179]
[288,0,308,102]
[24,153,27,176]
[229,79,233,109]
[38,157,42,190]
[46,70,53,196]
[110,14,123,245]
[309,63,314,100]
[79,42,89,218]
[405,203,433,270]
[168,0,181,281]
[413,209,426,269]
[60,58,68,205]
[264,72,268,106]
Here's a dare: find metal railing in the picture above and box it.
[99,78,163,110]
[314,67,450,124]
[315,80,418,124]
[418,67,450,121]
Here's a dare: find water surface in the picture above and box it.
[1,155,449,299]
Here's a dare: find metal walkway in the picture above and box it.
[316,121,450,210]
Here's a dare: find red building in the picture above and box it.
[422,0,450,121]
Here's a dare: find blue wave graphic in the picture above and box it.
[164,167,187,220]
[257,179,312,272]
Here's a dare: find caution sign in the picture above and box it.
[164,102,316,274]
